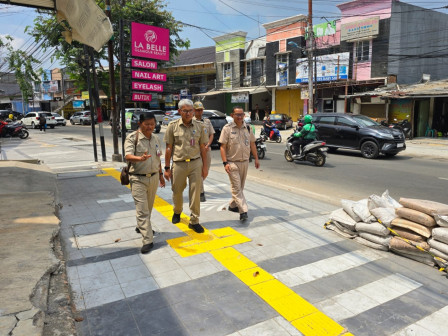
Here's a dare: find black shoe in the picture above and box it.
[141,243,154,254]
[135,228,156,235]
[228,206,239,213]
[200,193,206,202]
[240,212,248,221]
[172,213,181,224]
[188,223,204,233]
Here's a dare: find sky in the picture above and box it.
[0,0,447,71]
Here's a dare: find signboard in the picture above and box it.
[42,82,50,93]
[172,94,180,101]
[223,68,232,89]
[301,89,309,100]
[132,93,152,102]
[49,80,59,93]
[278,63,288,87]
[131,59,157,70]
[341,16,379,41]
[131,82,163,92]
[73,100,84,109]
[296,52,349,83]
[132,70,166,82]
[231,92,249,103]
[131,22,170,61]
[306,20,337,39]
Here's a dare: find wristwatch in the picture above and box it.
[222,161,228,166]
[164,166,170,171]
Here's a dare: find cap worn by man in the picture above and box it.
[193,101,204,110]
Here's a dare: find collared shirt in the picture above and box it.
[194,116,215,138]
[218,121,255,162]
[125,130,162,174]
[164,118,208,161]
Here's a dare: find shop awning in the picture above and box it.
[0,97,11,104]
[196,86,268,97]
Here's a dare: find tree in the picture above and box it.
[0,35,42,107]
[26,0,190,93]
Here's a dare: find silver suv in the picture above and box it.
[70,111,95,125]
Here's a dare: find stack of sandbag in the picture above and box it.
[397,198,448,268]
[326,208,357,239]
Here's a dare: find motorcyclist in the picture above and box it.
[263,116,274,140]
[291,114,317,156]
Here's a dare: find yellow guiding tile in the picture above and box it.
[97,168,351,336]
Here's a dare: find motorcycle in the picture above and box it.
[381,115,412,139]
[0,120,29,139]
[284,135,328,167]
[260,126,282,143]
[255,137,266,159]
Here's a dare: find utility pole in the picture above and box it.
[119,17,126,159]
[105,0,121,162]
[307,0,314,114]
[83,45,98,162]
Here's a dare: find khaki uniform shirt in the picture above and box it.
[219,122,255,162]
[194,117,215,141]
[125,130,162,174]
[164,118,208,161]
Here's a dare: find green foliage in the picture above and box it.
[26,0,190,95]
[0,35,42,102]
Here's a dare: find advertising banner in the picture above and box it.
[73,100,84,109]
[131,22,170,61]
[296,52,349,83]
[81,91,90,100]
[49,81,59,93]
[306,20,337,39]
[231,92,249,103]
[132,70,166,82]
[132,93,152,102]
[131,82,164,92]
[341,17,379,41]
[131,59,157,70]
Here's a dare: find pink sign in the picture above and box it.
[131,22,170,61]
[132,93,153,102]
[132,70,166,82]
[132,59,157,70]
[132,82,164,92]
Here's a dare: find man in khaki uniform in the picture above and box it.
[164,99,208,233]
[219,106,260,221]
[125,113,165,254]
[193,101,215,202]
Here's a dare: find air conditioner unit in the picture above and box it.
[243,78,251,86]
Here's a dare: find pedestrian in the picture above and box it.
[252,104,260,122]
[259,105,266,121]
[219,106,260,221]
[163,99,208,233]
[193,101,215,202]
[39,113,47,132]
[125,112,165,254]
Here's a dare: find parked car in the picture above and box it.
[163,110,180,125]
[208,115,228,147]
[127,109,162,133]
[0,110,23,121]
[51,112,66,126]
[22,111,57,129]
[70,111,96,125]
[269,113,293,130]
[313,113,406,159]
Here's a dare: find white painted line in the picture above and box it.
[438,177,448,181]
[392,305,448,336]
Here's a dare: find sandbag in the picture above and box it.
[326,223,357,239]
[382,190,401,208]
[329,208,357,231]
[432,227,448,245]
[390,237,429,252]
[341,199,362,222]
[333,221,357,235]
[370,207,397,227]
[354,237,388,251]
[358,232,391,247]
[355,222,389,237]
[392,250,436,267]
[391,218,432,238]
[368,194,391,210]
[353,199,376,223]
[389,227,426,242]
[429,248,448,261]
[395,207,436,227]
[428,238,448,255]
[434,214,448,228]
[399,198,448,216]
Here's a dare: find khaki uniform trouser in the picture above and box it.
[227,161,249,213]
[200,149,212,194]
[172,158,202,224]
[130,174,159,245]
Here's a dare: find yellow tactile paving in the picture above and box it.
[97,168,352,336]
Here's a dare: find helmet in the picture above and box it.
[304,114,313,124]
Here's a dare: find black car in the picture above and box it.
[0,110,23,121]
[269,113,293,130]
[313,113,406,159]
[208,115,228,147]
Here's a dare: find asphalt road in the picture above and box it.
[47,123,448,205]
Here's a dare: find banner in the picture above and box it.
[341,17,379,41]
[231,92,249,103]
[132,82,164,92]
[131,59,157,70]
[296,52,349,83]
[131,22,170,61]
[132,93,152,102]
[132,70,166,82]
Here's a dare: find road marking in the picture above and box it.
[439,177,448,181]
[98,168,352,336]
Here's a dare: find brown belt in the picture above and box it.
[129,172,158,177]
